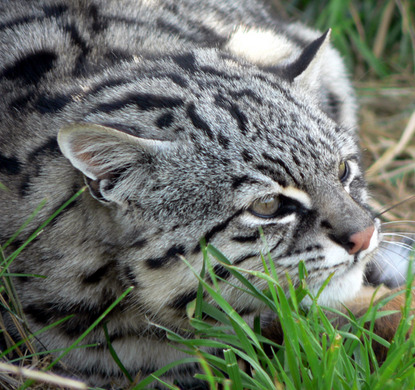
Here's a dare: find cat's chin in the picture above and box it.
[304,264,366,308]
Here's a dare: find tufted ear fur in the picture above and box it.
[58,123,173,204]
[283,29,331,91]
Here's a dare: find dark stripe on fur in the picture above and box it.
[83,261,116,284]
[34,93,73,114]
[204,209,243,243]
[232,231,260,243]
[169,290,198,310]
[156,112,175,128]
[94,92,184,113]
[1,51,57,86]
[254,164,288,187]
[205,264,231,284]
[0,153,22,175]
[187,103,214,140]
[146,244,186,269]
[262,152,300,187]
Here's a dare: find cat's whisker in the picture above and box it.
[380,241,414,253]
[381,237,415,248]
[381,220,415,226]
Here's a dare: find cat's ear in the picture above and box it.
[58,123,172,204]
[283,29,331,90]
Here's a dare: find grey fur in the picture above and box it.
[0,0,378,388]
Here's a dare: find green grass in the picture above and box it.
[136,244,415,390]
[271,0,415,79]
[2,227,415,390]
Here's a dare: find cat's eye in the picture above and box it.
[249,196,280,218]
[338,161,349,182]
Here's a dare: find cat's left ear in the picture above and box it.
[283,29,331,90]
[57,123,174,204]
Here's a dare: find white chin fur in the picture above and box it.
[310,264,365,307]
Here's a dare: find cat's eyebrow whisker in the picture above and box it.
[374,196,415,218]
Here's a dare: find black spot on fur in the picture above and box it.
[173,53,197,72]
[241,149,253,162]
[29,137,60,161]
[123,265,138,287]
[156,17,183,36]
[1,51,57,86]
[232,232,260,243]
[88,4,107,33]
[231,174,255,189]
[19,174,31,196]
[24,292,120,338]
[204,210,243,244]
[34,93,72,114]
[165,72,188,88]
[83,261,115,284]
[237,307,256,316]
[217,133,230,149]
[0,153,22,175]
[187,103,214,140]
[129,238,148,248]
[254,164,288,187]
[146,245,186,269]
[205,264,231,283]
[169,290,198,310]
[156,112,174,128]
[326,91,340,121]
[214,95,249,135]
[42,4,68,18]
[95,92,184,113]
[88,77,131,96]
[262,152,300,186]
[234,253,258,265]
[62,22,90,75]
[229,89,262,104]
[321,220,333,230]
[0,5,67,30]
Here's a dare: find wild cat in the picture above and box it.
[0,0,409,388]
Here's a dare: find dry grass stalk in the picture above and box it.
[0,362,87,390]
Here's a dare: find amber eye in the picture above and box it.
[338,161,349,182]
[250,196,280,218]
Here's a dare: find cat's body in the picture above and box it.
[0,0,381,388]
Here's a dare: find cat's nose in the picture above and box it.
[348,225,375,255]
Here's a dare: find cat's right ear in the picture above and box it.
[58,123,173,204]
[282,29,331,91]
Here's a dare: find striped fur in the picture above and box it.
[0,0,379,387]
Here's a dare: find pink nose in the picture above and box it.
[348,225,375,255]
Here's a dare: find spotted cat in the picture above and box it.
[0,0,380,388]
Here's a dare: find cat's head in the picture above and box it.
[57,30,379,323]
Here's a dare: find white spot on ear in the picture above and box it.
[225,26,296,66]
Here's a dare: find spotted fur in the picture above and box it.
[0,0,379,388]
